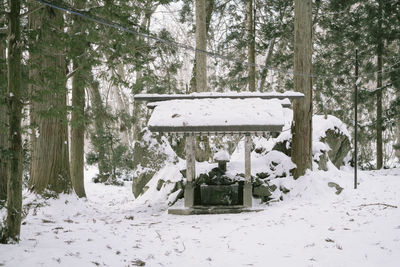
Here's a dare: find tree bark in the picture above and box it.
[0,30,7,202]
[69,0,87,198]
[89,80,110,180]
[292,0,313,178]
[70,62,86,197]
[114,64,131,146]
[247,0,256,92]
[195,0,211,162]
[28,6,71,194]
[195,0,207,92]
[190,0,214,92]
[376,0,383,169]
[259,38,275,92]
[4,0,23,243]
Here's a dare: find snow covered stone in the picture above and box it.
[273,114,351,169]
[131,128,179,198]
[214,150,230,172]
[214,150,230,161]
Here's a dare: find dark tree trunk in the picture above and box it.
[292,0,313,178]
[70,63,86,197]
[376,0,383,169]
[0,30,7,202]
[4,0,23,243]
[70,0,87,198]
[247,0,255,92]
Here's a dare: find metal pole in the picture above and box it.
[354,49,358,189]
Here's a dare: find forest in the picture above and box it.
[0,0,400,266]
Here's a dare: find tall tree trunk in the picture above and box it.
[376,0,383,169]
[70,62,86,197]
[133,2,156,142]
[247,0,256,92]
[4,0,23,243]
[0,30,7,202]
[190,0,213,92]
[292,0,313,178]
[195,0,211,162]
[396,106,400,161]
[28,6,71,194]
[259,38,275,92]
[89,80,110,181]
[114,64,131,146]
[70,0,87,198]
[195,0,207,92]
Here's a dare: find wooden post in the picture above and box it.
[184,134,195,207]
[243,134,252,207]
[354,49,358,189]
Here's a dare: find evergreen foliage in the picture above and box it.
[315,0,400,168]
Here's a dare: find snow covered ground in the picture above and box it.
[1,166,399,267]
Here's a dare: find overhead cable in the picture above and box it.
[32,0,400,80]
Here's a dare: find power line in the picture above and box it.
[32,0,400,81]
[34,0,321,79]
[316,75,400,115]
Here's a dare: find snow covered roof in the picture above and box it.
[134,91,304,102]
[148,98,285,134]
[147,98,292,109]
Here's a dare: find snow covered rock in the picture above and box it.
[273,114,351,170]
[132,128,179,198]
[253,184,272,198]
[321,128,351,169]
[313,115,351,169]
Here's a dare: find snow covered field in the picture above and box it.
[1,166,399,267]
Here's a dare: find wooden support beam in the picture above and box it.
[147,101,292,109]
[245,135,251,181]
[185,135,196,182]
[243,134,252,207]
[184,135,196,207]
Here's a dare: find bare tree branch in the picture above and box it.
[66,67,79,80]
[360,203,398,209]
[20,5,45,18]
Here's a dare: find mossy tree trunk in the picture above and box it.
[0,30,7,202]
[4,0,23,243]
[28,6,71,194]
[291,0,313,178]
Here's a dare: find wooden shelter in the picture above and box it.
[134,92,304,214]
